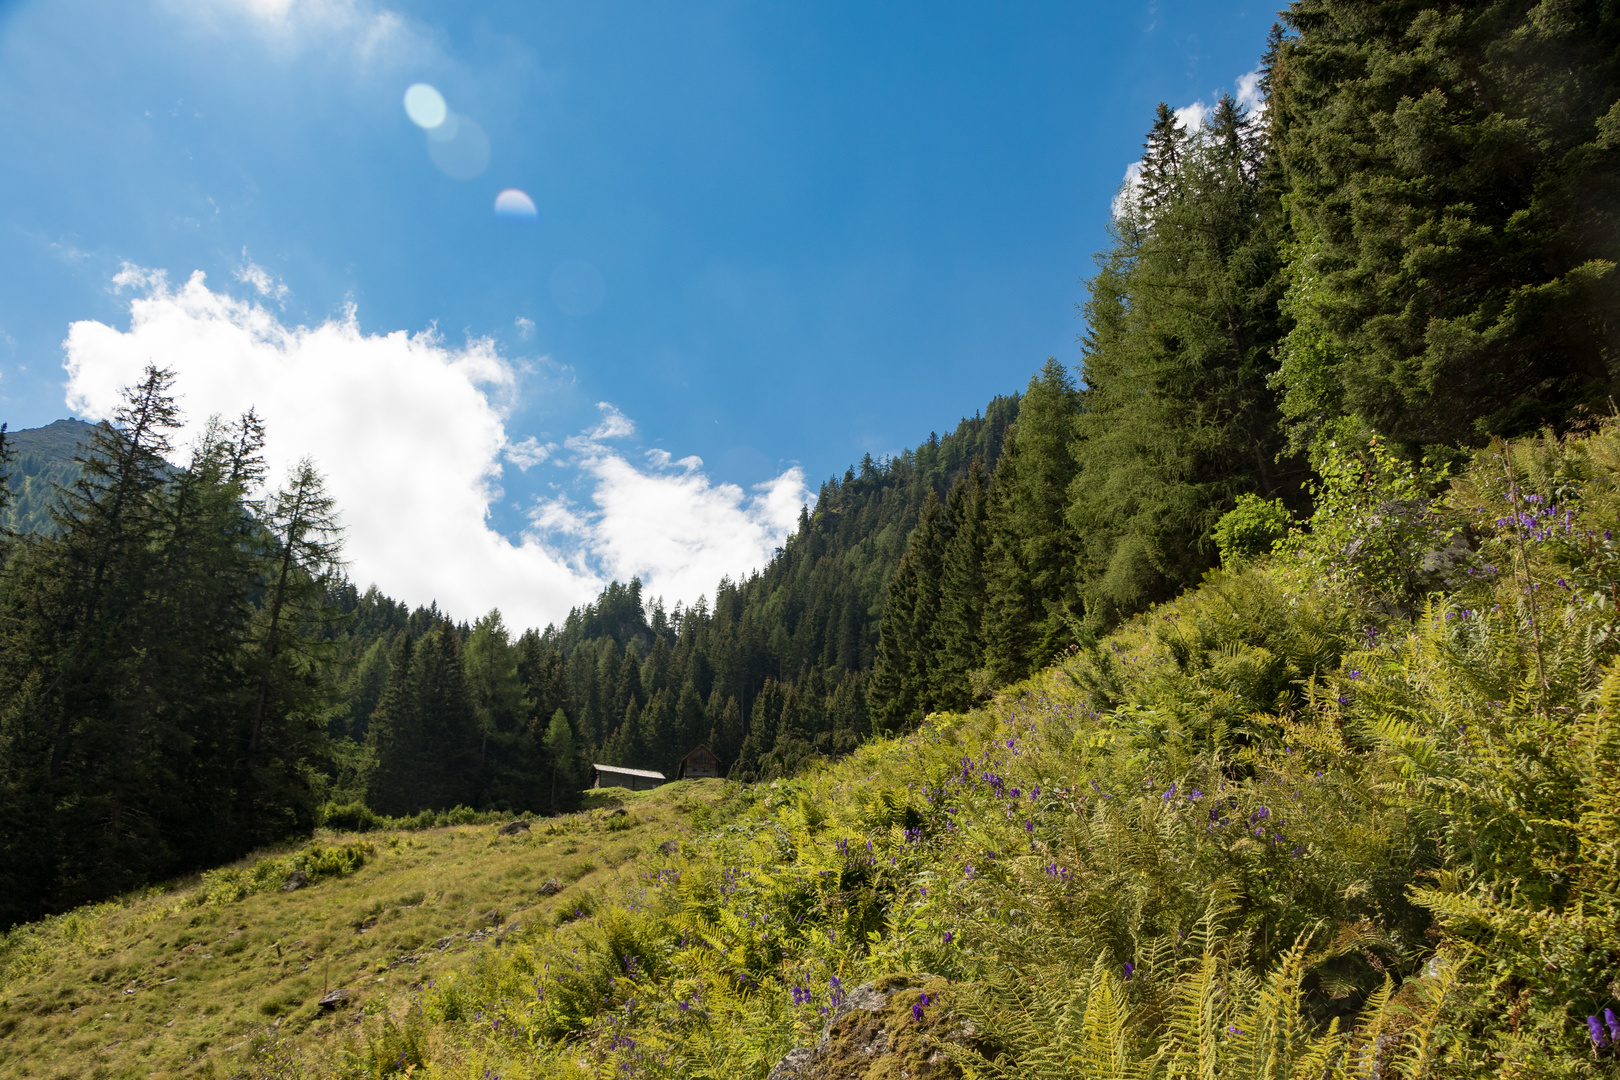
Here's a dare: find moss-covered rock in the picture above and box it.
[768,973,979,1080]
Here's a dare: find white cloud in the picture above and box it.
[587,402,635,440]
[233,251,289,305]
[514,316,535,340]
[1174,100,1211,131]
[1236,69,1266,114]
[62,266,812,630]
[531,436,807,607]
[1113,160,1146,220]
[504,436,553,470]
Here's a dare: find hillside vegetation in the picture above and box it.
[10,419,1620,1076]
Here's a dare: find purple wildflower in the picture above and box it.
[943,932,953,945]
[1589,1015,1609,1047]
[912,993,933,1022]
[1122,962,1134,980]
[1608,1009,1620,1042]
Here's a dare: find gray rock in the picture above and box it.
[281,870,309,892]
[317,988,351,1010]
[537,878,563,896]
[768,974,950,1080]
[497,820,530,836]
[766,1047,815,1080]
[658,840,679,855]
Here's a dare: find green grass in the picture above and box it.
[0,782,735,1079]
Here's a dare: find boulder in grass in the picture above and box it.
[317,988,351,1010]
[766,974,978,1080]
[497,820,530,837]
[537,878,563,896]
[281,870,309,892]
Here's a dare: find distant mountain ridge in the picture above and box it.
[1,418,97,536]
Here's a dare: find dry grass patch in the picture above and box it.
[0,780,731,1078]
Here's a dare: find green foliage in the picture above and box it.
[214,417,1620,1078]
[1293,435,1468,614]
[192,840,373,907]
[0,370,343,928]
[982,359,1083,682]
[1269,0,1620,447]
[1213,494,1293,565]
[1073,92,1303,623]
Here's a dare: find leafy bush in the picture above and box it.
[1213,493,1293,564]
[192,841,373,907]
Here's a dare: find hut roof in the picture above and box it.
[591,763,666,781]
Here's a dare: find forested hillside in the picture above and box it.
[319,393,1018,803]
[0,383,1016,927]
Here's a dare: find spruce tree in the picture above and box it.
[365,633,422,815]
[1070,92,1298,623]
[414,622,479,809]
[1270,0,1620,448]
[933,461,990,710]
[982,360,1082,682]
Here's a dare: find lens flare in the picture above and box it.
[403,83,447,129]
[494,189,538,222]
[426,114,490,180]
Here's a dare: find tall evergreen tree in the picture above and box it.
[933,461,990,711]
[1070,92,1299,623]
[365,633,422,816]
[414,622,479,809]
[1270,0,1620,449]
[982,360,1082,682]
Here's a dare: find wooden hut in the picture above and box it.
[677,745,721,780]
[590,764,665,791]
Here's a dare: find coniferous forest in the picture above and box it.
[4,13,1620,1072]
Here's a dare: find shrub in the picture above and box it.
[1213,493,1293,564]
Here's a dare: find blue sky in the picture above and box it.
[0,0,1274,627]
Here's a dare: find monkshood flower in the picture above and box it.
[912,993,934,1022]
[1589,1015,1609,1047]
[1607,1009,1619,1042]
[829,976,845,1009]
[1122,962,1134,980]
[1163,782,1177,801]
[943,932,953,945]
[791,986,812,1006]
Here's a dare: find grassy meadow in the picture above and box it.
[0,783,736,1079]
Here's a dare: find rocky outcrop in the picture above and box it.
[767,974,978,1079]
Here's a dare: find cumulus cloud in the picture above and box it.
[1236,69,1266,114]
[531,438,806,608]
[62,266,811,630]
[504,435,553,470]
[1174,100,1212,131]
[1112,160,1146,220]
[586,402,635,441]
